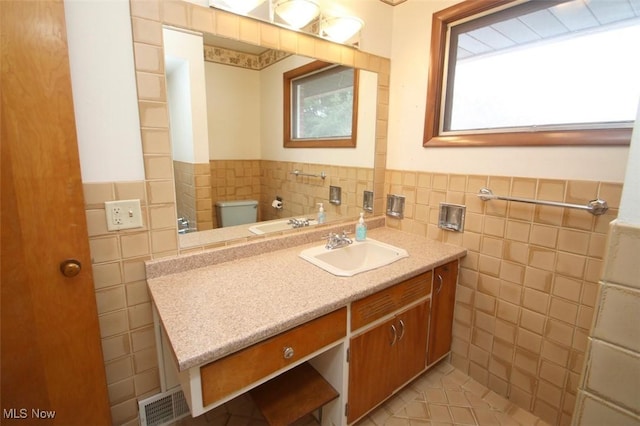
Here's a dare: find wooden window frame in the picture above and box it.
[423,0,632,147]
[284,60,359,148]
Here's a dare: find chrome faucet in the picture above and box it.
[288,218,311,228]
[325,231,353,250]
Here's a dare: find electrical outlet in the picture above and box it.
[105,199,143,231]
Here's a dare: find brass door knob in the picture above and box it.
[60,259,82,277]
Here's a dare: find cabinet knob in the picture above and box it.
[283,346,295,359]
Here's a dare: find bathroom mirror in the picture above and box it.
[132,1,388,249]
[164,30,377,237]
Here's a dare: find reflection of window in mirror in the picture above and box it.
[424,0,638,147]
[284,61,360,148]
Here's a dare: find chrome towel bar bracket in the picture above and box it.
[478,188,608,216]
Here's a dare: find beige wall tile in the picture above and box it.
[556,252,586,279]
[549,297,579,324]
[99,310,129,338]
[110,398,138,426]
[92,262,123,289]
[136,71,166,101]
[133,347,158,374]
[131,17,162,45]
[537,179,565,202]
[541,339,570,367]
[134,368,160,397]
[102,334,131,362]
[523,288,550,315]
[520,309,546,335]
[126,280,151,307]
[503,240,528,264]
[96,286,127,315]
[104,356,133,385]
[128,302,154,330]
[119,233,149,260]
[131,326,156,352]
[602,221,640,289]
[86,209,109,236]
[574,394,640,426]
[107,378,136,406]
[497,300,520,324]
[141,128,171,155]
[517,328,542,354]
[593,284,640,353]
[552,275,583,304]
[133,43,164,74]
[585,340,640,413]
[83,182,115,208]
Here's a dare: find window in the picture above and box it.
[284,61,359,148]
[424,0,638,147]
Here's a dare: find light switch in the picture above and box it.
[105,199,143,231]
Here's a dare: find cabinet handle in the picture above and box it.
[389,324,397,346]
[283,346,295,359]
[397,319,405,341]
[436,274,444,295]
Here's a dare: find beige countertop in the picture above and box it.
[147,226,466,371]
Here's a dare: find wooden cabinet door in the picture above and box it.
[394,300,430,388]
[347,316,397,423]
[427,260,459,366]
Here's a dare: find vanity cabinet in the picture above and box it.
[427,259,459,366]
[200,308,346,406]
[347,272,432,423]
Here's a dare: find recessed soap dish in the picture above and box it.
[438,203,466,232]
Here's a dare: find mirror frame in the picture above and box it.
[129,0,390,253]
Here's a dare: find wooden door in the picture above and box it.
[394,300,429,388]
[1,1,111,424]
[427,260,459,366]
[347,317,396,423]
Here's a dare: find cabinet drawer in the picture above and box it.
[200,307,346,407]
[351,271,432,331]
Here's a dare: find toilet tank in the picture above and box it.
[215,200,258,227]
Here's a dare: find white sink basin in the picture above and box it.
[249,218,317,235]
[299,238,409,277]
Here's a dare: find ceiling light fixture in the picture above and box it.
[274,0,320,29]
[321,15,364,43]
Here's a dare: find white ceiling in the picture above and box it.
[457,0,640,59]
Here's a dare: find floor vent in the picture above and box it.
[139,388,190,426]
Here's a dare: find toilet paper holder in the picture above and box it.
[272,196,283,209]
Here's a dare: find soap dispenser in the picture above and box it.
[317,203,326,224]
[355,212,367,241]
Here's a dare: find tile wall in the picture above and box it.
[84,180,175,425]
[210,159,373,228]
[384,170,623,426]
[209,159,262,228]
[572,220,640,425]
[173,161,213,231]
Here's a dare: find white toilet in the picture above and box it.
[215,200,258,227]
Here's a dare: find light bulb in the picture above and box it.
[275,0,320,29]
[322,16,364,43]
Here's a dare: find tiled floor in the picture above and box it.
[174,361,551,426]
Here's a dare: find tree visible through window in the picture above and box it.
[284,61,359,148]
